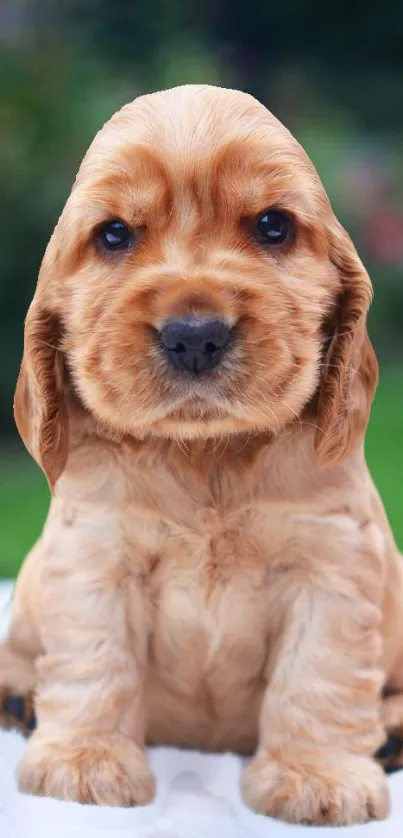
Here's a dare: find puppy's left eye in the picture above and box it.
[97,219,133,251]
[255,210,293,245]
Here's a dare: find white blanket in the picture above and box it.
[1,582,403,838]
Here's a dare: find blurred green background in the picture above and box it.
[1,1,402,577]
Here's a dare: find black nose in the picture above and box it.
[160,317,231,374]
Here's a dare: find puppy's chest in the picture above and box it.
[125,486,276,681]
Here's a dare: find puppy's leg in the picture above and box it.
[0,543,42,733]
[242,526,389,826]
[17,511,154,806]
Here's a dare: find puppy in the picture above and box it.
[1,84,403,826]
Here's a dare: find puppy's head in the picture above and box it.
[14,85,377,487]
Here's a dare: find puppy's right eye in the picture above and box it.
[96,219,133,252]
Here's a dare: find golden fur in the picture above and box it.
[1,84,403,825]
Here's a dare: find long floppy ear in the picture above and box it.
[14,301,68,490]
[315,219,378,466]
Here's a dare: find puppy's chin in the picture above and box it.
[95,396,300,444]
[135,414,272,442]
[78,385,284,443]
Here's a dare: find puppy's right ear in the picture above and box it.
[14,301,68,490]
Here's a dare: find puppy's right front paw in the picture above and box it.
[18,733,155,806]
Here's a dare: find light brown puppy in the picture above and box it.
[1,84,403,825]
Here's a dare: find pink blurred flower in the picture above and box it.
[363,207,403,265]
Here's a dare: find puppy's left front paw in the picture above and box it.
[242,753,390,825]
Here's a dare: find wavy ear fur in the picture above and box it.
[14,303,68,490]
[315,220,378,466]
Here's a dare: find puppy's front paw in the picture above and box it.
[242,753,389,825]
[18,733,155,806]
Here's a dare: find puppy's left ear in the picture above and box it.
[315,218,378,467]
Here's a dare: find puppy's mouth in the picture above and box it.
[150,356,241,429]
[160,381,234,422]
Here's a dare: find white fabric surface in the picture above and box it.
[1,581,403,838]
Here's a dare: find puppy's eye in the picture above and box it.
[97,220,133,251]
[255,210,293,245]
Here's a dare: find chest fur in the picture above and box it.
[126,491,277,689]
[129,499,274,750]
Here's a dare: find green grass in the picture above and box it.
[0,368,402,578]
[365,370,403,550]
[0,455,50,577]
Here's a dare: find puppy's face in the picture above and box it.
[15,86,378,485]
[47,87,337,438]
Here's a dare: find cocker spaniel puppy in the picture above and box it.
[1,84,403,826]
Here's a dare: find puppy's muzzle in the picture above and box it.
[160,316,231,374]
